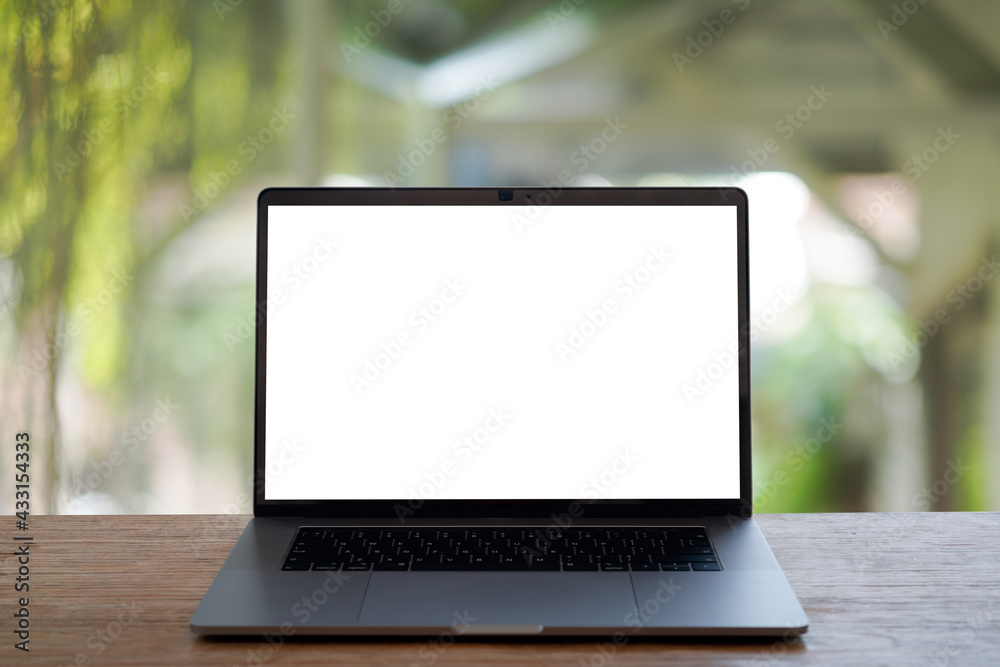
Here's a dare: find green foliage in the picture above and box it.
[1,0,286,510]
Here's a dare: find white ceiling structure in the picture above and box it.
[311,0,1000,508]
[325,0,1000,316]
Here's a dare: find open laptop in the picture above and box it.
[191,186,809,636]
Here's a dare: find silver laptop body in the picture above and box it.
[191,187,808,636]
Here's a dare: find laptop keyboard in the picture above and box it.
[281,527,720,572]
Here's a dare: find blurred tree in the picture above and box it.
[1,0,285,511]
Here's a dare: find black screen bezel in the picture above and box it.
[253,187,751,519]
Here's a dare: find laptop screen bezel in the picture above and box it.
[253,187,751,519]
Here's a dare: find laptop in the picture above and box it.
[191,186,809,636]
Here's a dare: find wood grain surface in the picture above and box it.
[1,512,998,666]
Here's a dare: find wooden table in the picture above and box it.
[2,512,998,666]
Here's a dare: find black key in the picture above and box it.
[491,545,521,556]
[561,555,592,564]
[441,555,473,566]
[353,530,382,540]
[411,561,475,571]
[629,563,659,572]
[408,531,437,540]
[681,538,711,547]
[282,562,311,571]
[327,531,354,541]
[520,557,559,567]
[621,554,650,563]
[424,547,451,556]
[661,547,714,556]
[312,562,346,571]
[297,529,325,540]
[626,538,658,549]
[563,562,599,571]
[378,555,408,565]
[608,530,638,539]
[651,554,715,563]
[660,563,691,571]
[470,555,503,565]
[338,546,371,557]
[293,539,330,547]
[655,538,681,549]
[291,547,340,557]
[457,546,488,556]
[600,563,629,572]
[373,561,409,571]
[339,538,366,548]
[412,560,557,571]
[421,539,451,549]
[344,562,372,571]
[494,530,527,540]
[692,562,721,571]
[412,555,441,565]
[670,555,716,563]
[662,528,707,538]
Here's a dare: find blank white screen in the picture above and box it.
[265,205,740,500]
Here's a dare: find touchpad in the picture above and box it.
[358,572,637,631]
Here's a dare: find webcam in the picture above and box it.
[497,189,513,201]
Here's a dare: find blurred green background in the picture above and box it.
[2,0,998,514]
